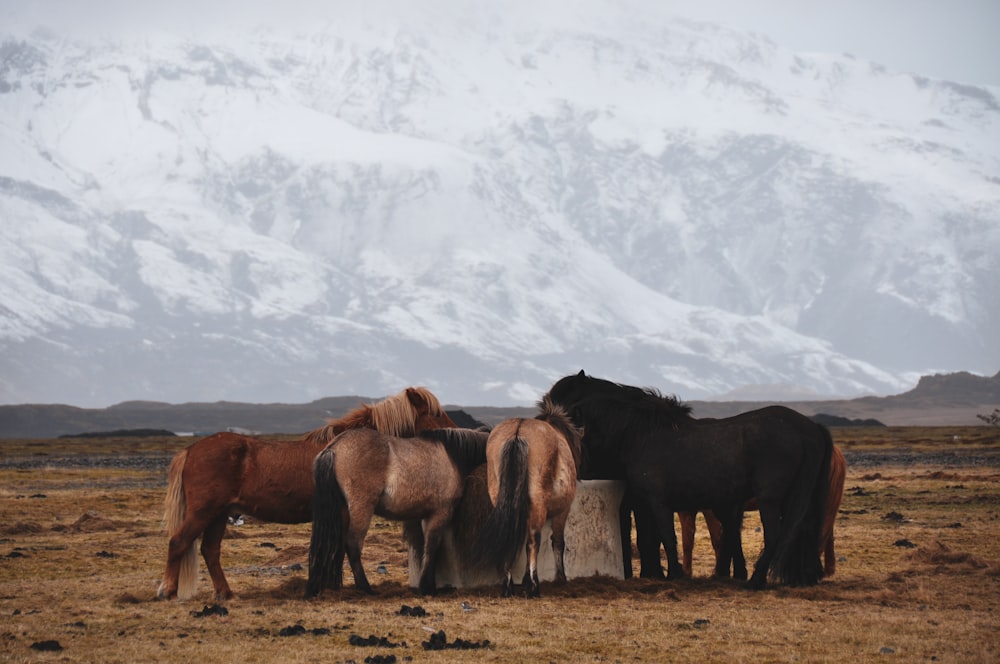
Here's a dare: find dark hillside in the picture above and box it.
[1,370,996,437]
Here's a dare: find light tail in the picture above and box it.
[160,449,199,600]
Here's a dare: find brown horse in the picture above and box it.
[473,397,583,597]
[305,426,488,597]
[679,445,847,578]
[157,387,456,601]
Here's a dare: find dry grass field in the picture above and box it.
[1,427,998,663]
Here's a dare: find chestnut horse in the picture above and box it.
[157,387,456,601]
[305,426,488,598]
[679,445,847,578]
[473,397,583,597]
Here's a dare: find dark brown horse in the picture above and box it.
[157,387,456,601]
[473,397,583,597]
[679,445,847,578]
[305,427,488,597]
[545,371,832,589]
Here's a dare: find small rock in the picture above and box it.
[190,604,228,618]
[30,641,63,652]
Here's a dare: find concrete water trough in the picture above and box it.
[405,470,625,590]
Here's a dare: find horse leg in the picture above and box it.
[704,510,730,575]
[159,523,197,600]
[747,500,782,590]
[200,515,233,601]
[416,510,454,596]
[632,500,667,579]
[344,507,376,594]
[159,513,215,600]
[646,502,683,581]
[502,569,515,598]
[823,529,836,577]
[711,506,745,581]
[523,529,542,597]
[618,498,635,579]
[679,511,696,578]
[550,510,571,584]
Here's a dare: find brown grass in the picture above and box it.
[1,428,998,663]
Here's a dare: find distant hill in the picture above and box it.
[0,370,996,438]
[691,370,999,426]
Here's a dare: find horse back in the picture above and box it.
[488,418,577,510]
[184,432,320,523]
[335,428,464,519]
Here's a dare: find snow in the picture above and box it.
[0,11,997,407]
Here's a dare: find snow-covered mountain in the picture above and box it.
[1,5,998,407]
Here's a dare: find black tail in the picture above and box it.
[306,446,345,598]
[473,434,530,573]
[770,424,833,586]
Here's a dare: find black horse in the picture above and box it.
[544,371,832,589]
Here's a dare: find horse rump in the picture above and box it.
[473,435,530,573]
[768,424,833,587]
[306,446,346,598]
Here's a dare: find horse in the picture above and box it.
[473,396,583,597]
[306,426,488,598]
[679,444,847,577]
[544,371,832,589]
[157,387,456,601]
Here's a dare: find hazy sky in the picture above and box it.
[677,0,1000,85]
[3,0,998,85]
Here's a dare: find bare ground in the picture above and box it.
[1,428,998,663]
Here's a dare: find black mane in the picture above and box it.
[420,428,489,475]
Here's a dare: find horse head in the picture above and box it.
[405,386,458,430]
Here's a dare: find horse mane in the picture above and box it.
[419,428,489,476]
[583,387,692,425]
[302,387,446,445]
[536,395,584,478]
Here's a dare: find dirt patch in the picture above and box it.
[51,510,129,533]
[906,541,990,570]
[264,544,309,567]
[2,522,44,535]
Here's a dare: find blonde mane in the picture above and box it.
[303,386,447,445]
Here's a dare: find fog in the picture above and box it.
[3,0,997,84]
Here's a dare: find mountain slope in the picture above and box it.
[0,9,998,407]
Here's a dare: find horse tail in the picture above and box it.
[306,446,345,598]
[770,424,832,586]
[474,433,530,573]
[161,448,199,600]
[821,445,847,575]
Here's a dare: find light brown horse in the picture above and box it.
[305,426,489,597]
[679,445,847,578]
[157,387,456,601]
[473,397,583,597]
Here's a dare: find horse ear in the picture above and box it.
[405,387,429,411]
[577,369,585,377]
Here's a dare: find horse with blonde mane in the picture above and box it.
[157,387,456,601]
